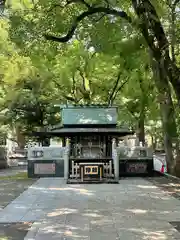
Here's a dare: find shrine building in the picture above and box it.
[28,105,153,183]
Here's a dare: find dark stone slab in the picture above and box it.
[119,158,154,177]
[0,222,33,240]
[28,160,64,178]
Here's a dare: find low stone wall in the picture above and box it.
[27,147,67,178]
[119,158,154,177]
[116,146,154,177]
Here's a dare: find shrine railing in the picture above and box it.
[116,146,153,159]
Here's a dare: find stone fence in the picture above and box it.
[112,144,154,177]
[28,146,66,161]
[27,146,69,178]
[116,146,153,158]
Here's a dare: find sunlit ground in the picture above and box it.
[1,177,180,239]
[22,178,180,239]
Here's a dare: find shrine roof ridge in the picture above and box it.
[54,104,118,109]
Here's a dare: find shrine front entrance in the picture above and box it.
[79,163,104,182]
[67,135,118,183]
[69,159,114,183]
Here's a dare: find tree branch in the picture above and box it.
[132,0,169,53]
[112,79,128,104]
[90,51,96,59]
[52,78,78,102]
[66,0,91,8]
[52,78,61,89]
[104,0,110,8]
[132,0,157,54]
[45,7,132,43]
[173,0,180,6]
[77,68,86,91]
[92,13,107,22]
[47,0,91,12]
[170,2,176,63]
[108,71,121,105]
[72,73,76,95]
[47,4,63,12]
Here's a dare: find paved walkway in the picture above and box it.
[1,178,180,239]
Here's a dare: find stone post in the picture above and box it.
[64,138,70,180]
[112,138,119,180]
[124,136,128,146]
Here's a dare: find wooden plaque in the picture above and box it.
[84,166,98,175]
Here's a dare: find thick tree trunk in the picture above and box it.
[162,53,180,104]
[156,79,177,174]
[151,54,179,174]
[174,155,180,177]
[132,0,180,104]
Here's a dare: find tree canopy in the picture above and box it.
[0,0,180,174]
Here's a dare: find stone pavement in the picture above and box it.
[1,178,180,239]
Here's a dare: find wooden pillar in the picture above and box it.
[106,136,112,157]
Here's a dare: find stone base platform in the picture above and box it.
[67,178,119,184]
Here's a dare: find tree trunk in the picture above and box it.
[137,112,145,146]
[132,0,180,104]
[151,135,157,151]
[15,126,25,149]
[156,78,177,174]
[138,77,146,146]
[169,3,176,63]
[150,53,179,174]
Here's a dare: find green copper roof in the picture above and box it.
[62,107,117,125]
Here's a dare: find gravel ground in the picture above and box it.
[0,176,36,240]
[147,176,180,200]
[0,179,36,210]
[0,222,33,240]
